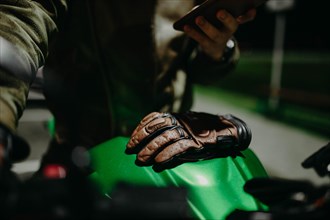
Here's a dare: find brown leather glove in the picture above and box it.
[126,111,252,171]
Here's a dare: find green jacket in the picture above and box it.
[0,0,239,147]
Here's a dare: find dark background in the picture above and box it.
[235,0,329,51]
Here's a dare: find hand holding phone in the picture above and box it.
[173,0,267,32]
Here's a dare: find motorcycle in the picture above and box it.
[88,136,268,219]
[1,116,329,219]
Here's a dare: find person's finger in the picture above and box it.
[195,16,224,41]
[183,24,211,45]
[216,10,238,35]
[236,8,256,24]
[183,21,226,61]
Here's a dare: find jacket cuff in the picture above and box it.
[0,98,17,133]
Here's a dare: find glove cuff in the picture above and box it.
[0,124,30,163]
[220,114,252,151]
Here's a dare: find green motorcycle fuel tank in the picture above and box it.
[88,136,268,219]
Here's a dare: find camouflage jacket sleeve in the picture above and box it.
[0,0,68,132]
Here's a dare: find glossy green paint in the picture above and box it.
[89,136,268,219]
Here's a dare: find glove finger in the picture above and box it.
[154,138,198,164]
[130,112,161,137]
[136,125,188,164]
[126,113,178,152]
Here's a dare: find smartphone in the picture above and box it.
[173,0,267,32]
